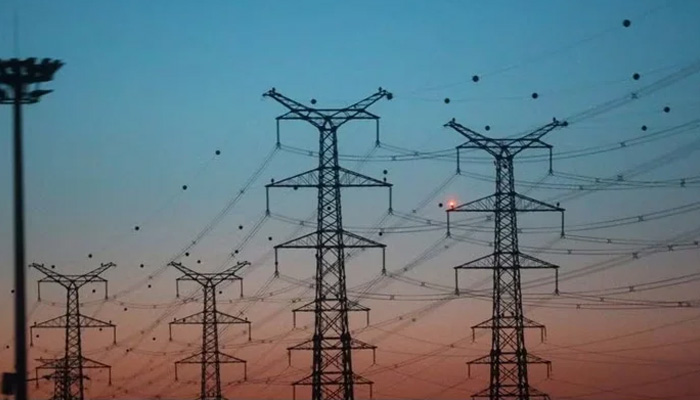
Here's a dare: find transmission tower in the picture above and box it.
[264,87,392,400]
[445,118,567,400]
[29,262,116,400]
[169,261,251,400]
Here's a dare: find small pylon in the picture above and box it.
[445,118,567,400]
[30,262,116,400]
[169,261,251,400]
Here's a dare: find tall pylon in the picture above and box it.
[445,118,567,400]
[169,261,251,400]
[30,262,116,400]
[264,88,392,400]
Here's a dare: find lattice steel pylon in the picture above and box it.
[445,118,567,400]
[29,262,116,400]
[169,261,251,400]
[263,88,393,400]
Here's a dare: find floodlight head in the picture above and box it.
[28,89,53,102]
[0,58,63,85]
[0,58,62,104]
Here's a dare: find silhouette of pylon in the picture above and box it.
[169,261,251,400]
[30,262,116,400]
[264,87,393,400]
[445,118,567,400]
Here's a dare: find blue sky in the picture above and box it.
[1,1,700,399]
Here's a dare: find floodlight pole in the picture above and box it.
[0,58,63,400]
[13,80,26,400]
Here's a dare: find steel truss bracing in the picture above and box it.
[264,88,392,400]
[445,118,567,400]
[30,263,116,400]
[169,261,251,400]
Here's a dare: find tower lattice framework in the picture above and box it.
[445,118,566,400]
[30,263,116,400]
[169,261,251,400]
[264,87,392,400]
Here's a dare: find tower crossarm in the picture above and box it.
[518,253,559,269]
[79,357,111,371]
[292,372,373,386]
[525,353,552,374]
[209,261,249,286]
[466,352,551,375]
[291,372,373,400]
[292,300,370,314]
[274,230,386,276]
[327,87,392,125]
[467,354,490,367]
[30,314,115,342]
[266,167,392,215]
[445,119,502,158]
[447,192,564,236]
[169,311,249,327]
[287,338,376,353]
[31,262,114,292]
[448,193,562,213]
[446,118,567,158]
[168,310,251,340]
[78,314,115,329]
[83,315,117,344]
[291,300,371,328]
[263,88,327,128]
[216,351,247,366]
[30,263,69,287]
[275,230,385,250]
[174,350,246,381]
[267,167,390,189]
[506,119,567,157]
[36,357,110,371]
[215,310,250,325]
[35,356,112,385]
[170,261,249,289]
[466,354,491,370]
[446,118,568,176]
[470,316,548,342]
[263,87,391,130]
[337,88,391,113]
[268,168,320,188]
[170,310,206,325]
[288,337,376,362]
[336,167,390,187]
[175,351,245,365]
[77,263,115,287]
[454,252,559,271]
[470,386,551,400]
[31,315,67,329]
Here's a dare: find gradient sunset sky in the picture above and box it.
[1,1,700,399]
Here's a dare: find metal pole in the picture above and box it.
[13,82,28,400]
